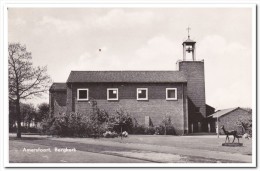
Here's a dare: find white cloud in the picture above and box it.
[12,17,26,26]
[92,9,157,29]
[59,35,180,78]
[198,35,252,109]
[64,47,123,72]
[37,16,81,34]
[65,35,181,72]
[134,35,181,70]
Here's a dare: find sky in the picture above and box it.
[8,7,253,110]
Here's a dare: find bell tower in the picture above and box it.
[182,27,196,61]
[179,28,206,133]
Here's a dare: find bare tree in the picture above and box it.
[9,43,51,138]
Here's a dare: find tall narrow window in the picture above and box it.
[137,88,148,100]
[107,88,118,101]
[166,88,177,100]
[77,88,89,101]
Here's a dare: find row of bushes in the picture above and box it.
[41,107,134,137]
[132,125,176,135]
[10,124,176,136]
[42,112,106,137]
[41,114,177,137]
[41,100,176,137]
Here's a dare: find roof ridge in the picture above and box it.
[67,70,187,83]
[207,107,242,118]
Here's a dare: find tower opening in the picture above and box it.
[182,27,196,61]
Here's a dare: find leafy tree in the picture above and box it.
[9,43,51,138]
[36,102,49,125]
[9,101,16,129]
[161,114,175,135]
[20,103,36,128]
[88,98,109,136]
[162,114,170,135]
[109,109,133,138]
[236,108,252,136]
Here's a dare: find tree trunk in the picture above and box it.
[121,126,123,140]
[15,98,21,138]
[28,121,31,129]
[164,123,166,135]
[241,122,246,134]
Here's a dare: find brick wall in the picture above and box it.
[218,108,251,135]
[53,100,67,116]
[66,82,188,135]
[49,90,67,116]
[206,104,215,116]
[49,92,53,117]
[76,99,185,134]
[66,84,73,113]
[179,61,206,117]
[68,83,184,100]
[179,61,206,132]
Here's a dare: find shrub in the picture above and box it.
[165,125,176,135]
[41,99,111,137]
[236,111,252,136]
[41,112,94,137]
[132,125,157,135]
[144,126,156,135]
[9,126,17,133]
[88,99,109,136]
[155,125,176,135]
[9,126,40,134]
[155,125,164,135]
[108,109,133,134]
[41,117,55,135]
[159,114,176,135]
[27,127,39,133]
[49,114,70,136]
[132,125,145,134]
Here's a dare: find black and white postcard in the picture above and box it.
[1,0,257,168]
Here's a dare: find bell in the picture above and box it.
[186,47,192,53]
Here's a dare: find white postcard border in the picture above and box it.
[1,0,257,168]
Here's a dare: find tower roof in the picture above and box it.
[183,27,196,45]
[182,37,196,45]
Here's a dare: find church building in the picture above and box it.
[49,34,214,135]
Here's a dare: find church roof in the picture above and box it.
[67,71,187,83]
[49,83,66,91]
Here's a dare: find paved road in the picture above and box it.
[50,137,252,163]
[9,135,251,163]
[10,140,150,163]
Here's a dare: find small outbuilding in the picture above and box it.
[207,107,251,135]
